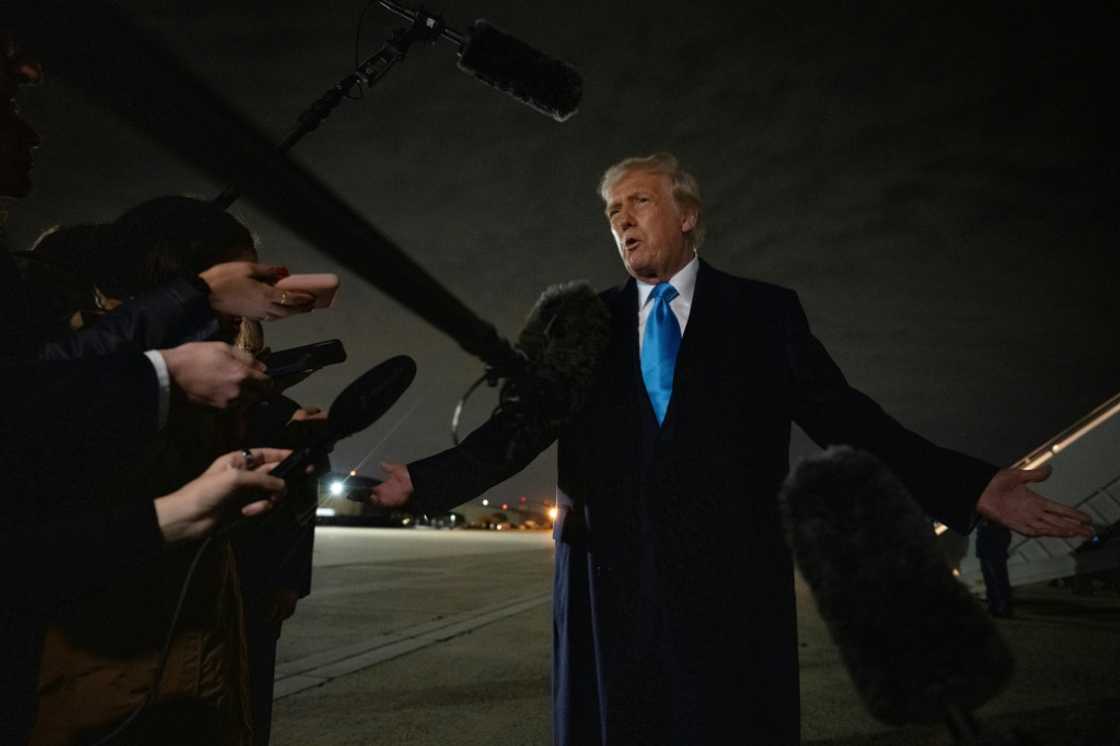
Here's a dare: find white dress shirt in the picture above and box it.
[636,255,699,353]
[144,349,171,430]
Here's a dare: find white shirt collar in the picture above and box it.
[637,254,699,309]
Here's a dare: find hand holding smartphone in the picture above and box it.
[275,273,340,309]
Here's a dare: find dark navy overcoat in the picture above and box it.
[410,260,995,745]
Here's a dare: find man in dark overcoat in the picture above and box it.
[370,153,1092,745]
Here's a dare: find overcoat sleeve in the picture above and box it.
[783,290,997,534]
[407,410,557,516]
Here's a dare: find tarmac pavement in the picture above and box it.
[270,527,1119,745]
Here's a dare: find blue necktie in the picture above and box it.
[641,282,681,425]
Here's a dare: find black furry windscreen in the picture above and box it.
[780,446,1014,725]
[458,20,582,122]
[498,280,610,460]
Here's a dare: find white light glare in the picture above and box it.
[329,481,344,496]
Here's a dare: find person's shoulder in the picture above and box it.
[699,261,799,309]
[597,277,635,306]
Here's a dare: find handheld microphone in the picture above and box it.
[780,447,1020,744]
[270,355,417,503]
[378,1,582,121]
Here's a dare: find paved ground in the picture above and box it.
[271,528,1119,745]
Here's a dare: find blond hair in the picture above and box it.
[598,152,705,251]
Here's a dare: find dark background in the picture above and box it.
[11,1,1116,520]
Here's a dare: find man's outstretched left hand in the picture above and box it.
[976,464,1094,539]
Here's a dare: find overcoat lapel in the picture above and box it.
[658,259,721,442]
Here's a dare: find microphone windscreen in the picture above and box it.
[458,20,582,122]
[328,355,417,440]
[780,446,1013,725]
[514,280,610,423]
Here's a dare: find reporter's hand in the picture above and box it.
[155,448,290,543]
[289,407,325,422]
[279,406,329,450]
[370,461,413,508]
[199,262,314,321]
[161,341,270,409]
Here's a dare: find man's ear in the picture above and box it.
[680,207,698,234]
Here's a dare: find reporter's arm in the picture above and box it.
[0,448,288,611]
[155,448,288,542]
[35,275,218,361]
[200,262,313,321]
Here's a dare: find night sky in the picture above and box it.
[11,1,1116,520]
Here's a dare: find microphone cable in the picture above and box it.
[90,535,216,746]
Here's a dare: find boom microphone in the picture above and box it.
[780,447,1020,744]
[378,1,582,121]
[457,20,582,122]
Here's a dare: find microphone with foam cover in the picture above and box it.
[500,281,610,457]
[376,2,582,121]
[781,446,1020,743]
[270,355,417,488]
[451,281,610,460]
[456,20,582,122]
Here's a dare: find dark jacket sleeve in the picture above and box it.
[35,275,218,361]
[783,290,997,534]
[407,409,556,516]
[1,351,166,609]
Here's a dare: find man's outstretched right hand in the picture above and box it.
[370,461,413,508]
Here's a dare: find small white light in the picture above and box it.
[316,508,336,517]
[329,481,344,496]
[482,498,490,507]
[548,507,558,521]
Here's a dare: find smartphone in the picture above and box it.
[276,273,339,308]
[264,339,347,378]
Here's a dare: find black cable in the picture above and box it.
[90,535,215,746]
[451,371,494,445]
[350,0,379,99]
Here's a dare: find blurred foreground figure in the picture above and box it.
[0,32,296,744]
[371,153,1092,745]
